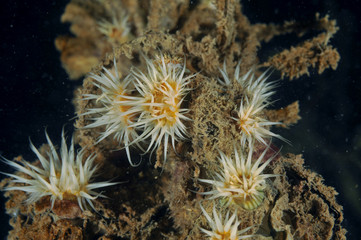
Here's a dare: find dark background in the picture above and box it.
[0,0,360,239]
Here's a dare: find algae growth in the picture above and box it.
[1,0,346,239]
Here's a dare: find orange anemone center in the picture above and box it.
[114,87,134,124]
[212,230,232,240]
[238,117,258,135]
[145,80,180,127]
[109,27,128,44]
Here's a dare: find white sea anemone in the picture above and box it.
[82,57,142,166]
[98,8,131,45]
[218,61,286,147]
[200,204,254,239]
[199,144,278,210]
[129,53,196,162]
[234,95,287,147]
[1,131,117,211]
[218,62,274,97]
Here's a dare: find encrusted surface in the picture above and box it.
[2,0,345,239]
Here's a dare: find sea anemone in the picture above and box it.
[129,53,196,162]
[218,61,286,146]
[199,204,254,239]
[97,8,131,45]
[82,57,142,166]
[199,144,278,210]
[218,62,275,99]
[234,95,287,147]
[1,131,117,211]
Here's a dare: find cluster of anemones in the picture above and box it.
[1,54,283,237]
[82,53,196,166]
[218,62,287,147]
[198,144,278,239]
[0,52,195,214]
[199,62,284,239]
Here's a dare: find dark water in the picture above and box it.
[0,0,77,237]
[243,1,361,238]
[1,0,360,239]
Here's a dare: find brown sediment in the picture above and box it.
[7,214,84,240]
[271,154,346,240]
[265,101,301,128]
[2,0,346,239]
[146,0,189,31]
[263,14,340,80]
